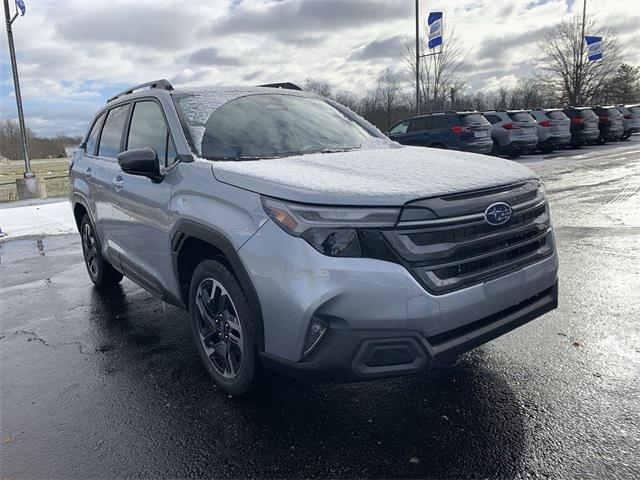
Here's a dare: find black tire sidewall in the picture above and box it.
[80,214,122,287]
[189,260,257,396]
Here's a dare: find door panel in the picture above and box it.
[109,99,177,297]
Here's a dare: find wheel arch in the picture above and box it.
[171,220,265,351]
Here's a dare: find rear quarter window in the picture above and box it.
[85,113,105,156]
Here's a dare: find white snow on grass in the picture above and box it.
[213,145,538,205]
[0,199,76,239]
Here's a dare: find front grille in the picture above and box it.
[382,190,554,294]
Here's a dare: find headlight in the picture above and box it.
[261,197,400,257]
[537,180,547,198]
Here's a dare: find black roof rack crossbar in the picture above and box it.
[107,79,174,103]
[257,82,303,91]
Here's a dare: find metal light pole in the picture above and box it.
[3,0,45,199]
[4,0,31,175]
[415,0,420,115]
[576,0,587,105]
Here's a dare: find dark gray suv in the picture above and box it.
[386,111,492,154]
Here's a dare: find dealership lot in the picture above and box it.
[1,139,639,479]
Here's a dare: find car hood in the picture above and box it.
[210,146,537,206]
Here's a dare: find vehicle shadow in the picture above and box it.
[88,286,526,479]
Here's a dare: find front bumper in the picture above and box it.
[239,220,559,377]
[261,281,558,381]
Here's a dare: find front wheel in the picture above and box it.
[80,214,123,288]
[189,260,259,396]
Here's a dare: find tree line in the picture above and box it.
[0,120,82,161]
[308,15,640,131]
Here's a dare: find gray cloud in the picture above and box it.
[188,47,242,66]
[476,25,553,59]
[212,0,413,37]
[347,35,405,62]
[54,6,198,49]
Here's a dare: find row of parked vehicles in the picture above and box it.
[386,104,640,158]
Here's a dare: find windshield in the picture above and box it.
[177,93,372,160]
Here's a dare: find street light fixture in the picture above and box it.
[3,0,46,199]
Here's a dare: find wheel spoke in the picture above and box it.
[195,277,244,379]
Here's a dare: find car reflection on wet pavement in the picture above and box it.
[1,142,639,479]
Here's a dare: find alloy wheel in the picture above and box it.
[195,278,244,378]
[82,223,99,278]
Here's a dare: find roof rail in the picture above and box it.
[107,79,174,103]
[257,82,303,91]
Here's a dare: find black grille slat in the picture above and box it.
[382,193,553,294]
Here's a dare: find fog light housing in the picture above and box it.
[303,317,328,357]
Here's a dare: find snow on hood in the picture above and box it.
[210,146,538,206]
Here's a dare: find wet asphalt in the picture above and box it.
[1,141,639,479]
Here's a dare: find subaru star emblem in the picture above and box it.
[484,202,512,226]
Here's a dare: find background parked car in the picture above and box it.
[593,106,625,143]
[483,110,538,158]
[386,111,493,154]
[529,109,571,153]
[617,105,640,139]
[562,107,600,146]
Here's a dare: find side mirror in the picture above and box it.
[117,147,162,180]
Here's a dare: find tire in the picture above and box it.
[491,140,500,156]
[80,214,123,288]
[507,152,520,159]
[429,143,447,149]
[189,259,259,396]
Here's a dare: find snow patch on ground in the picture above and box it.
[0,199,76,239]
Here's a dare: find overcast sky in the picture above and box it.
[1,0,638,137]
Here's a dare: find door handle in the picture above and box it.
[112,176,124,190]
[85,167,92,178]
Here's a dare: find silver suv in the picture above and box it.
[70,80,559,395]
[529,109,571,153]
[483,110,539,158]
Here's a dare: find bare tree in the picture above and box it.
[303,78,333,98]
[375,67,402,129]
[402,26,468,112]
[538,15,623,105]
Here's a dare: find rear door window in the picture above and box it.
[409,118,429,131]
[85,113,105,156]
[126,101,177,166]
[429,117,449,129]
[462,114,490,126]
[547,111,569,120]
[508,112,534,122]
[98,104,129,158]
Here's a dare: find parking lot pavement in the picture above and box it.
[1,140,639,479]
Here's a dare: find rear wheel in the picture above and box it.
[80,214,123,288]
[189,260,259,396]
[429,143,447,149]
[507,151,521,159]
